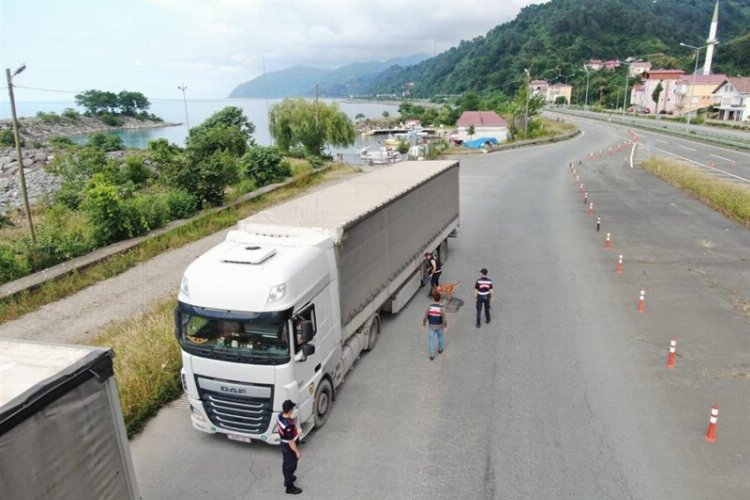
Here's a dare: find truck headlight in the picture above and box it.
[180,276,189,297]
[267,283,286,303]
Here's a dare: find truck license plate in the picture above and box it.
[227,433,252,443]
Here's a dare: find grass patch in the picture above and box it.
[0,165,358,324]
[642,157,750,227]
[91,299,181,437]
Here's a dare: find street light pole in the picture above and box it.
[524,68,530,140]
[680,42,709,133]
[177,83,190,131]
[621,61,630,116]
[584,66,590,111]
[5,65,36,243]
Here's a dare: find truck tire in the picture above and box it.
[314,378,333,429]
[364,315,380,351]
[439,239,448,263]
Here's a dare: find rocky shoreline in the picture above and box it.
[0,115,177,212]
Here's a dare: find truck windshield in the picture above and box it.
[176,303,292,365]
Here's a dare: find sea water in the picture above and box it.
[0,98,400,161]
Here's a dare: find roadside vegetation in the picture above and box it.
[0,164,355,324]
[92,299,181,437]
[0,106,303,287]
[642,157,750,227]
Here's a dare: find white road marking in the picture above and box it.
[656,139,668,144]
[679,145,696,152]
[654,147,750,184]
[709,153,735,163]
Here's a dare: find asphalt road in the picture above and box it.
[129,121,749,499]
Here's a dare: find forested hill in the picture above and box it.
[370,0,750,98]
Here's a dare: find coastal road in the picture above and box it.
[130,121,750,499]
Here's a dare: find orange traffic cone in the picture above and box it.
[638,289,645,313]
[616,254,623,274]
[667,338,677,368]
[604,233,612,249]
[705,404,719,442]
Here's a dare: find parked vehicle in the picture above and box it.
[175,160,460,444]
[0,340,140,500]
[626,105,650,114]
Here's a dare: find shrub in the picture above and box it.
[48,136,76,149]
[305,155,324,169]
[88,132,124,152]
[121,156,152,186]
[36,111,63,124]
[0,129,18,147]
[82,174,129,246]
[124,193,170,236]
[241,146,292,187]
[165,189,198,219]
[0,243,29,284]
[62,108,81,121]
[234,178,257,197]
[35,204,93,262]
[100,113,124,127]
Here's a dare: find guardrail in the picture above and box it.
[550,109,750,151]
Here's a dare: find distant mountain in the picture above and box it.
[228,54,430,98]
[368,0,750,97]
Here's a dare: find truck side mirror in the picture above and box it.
[173,308,181,341]
[302,344,315,357]
[300,321,314,343]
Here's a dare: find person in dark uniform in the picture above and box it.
[424,251,442,292]
[422,289,447,360]
[473,268,494,328]
[276,400,302,495]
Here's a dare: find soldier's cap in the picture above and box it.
[282,399,296,412]
[480,268,488,275]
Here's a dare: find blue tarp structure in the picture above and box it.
[462,137,498,149]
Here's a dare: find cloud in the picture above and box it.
[3,0,546,101]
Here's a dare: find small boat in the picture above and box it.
[360,146,401,165]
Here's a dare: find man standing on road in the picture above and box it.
[424,251,442,293]
[423,290,447,360]
[473,268,494,328]
[276,400,303,495]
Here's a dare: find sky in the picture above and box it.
[1,0,546,102]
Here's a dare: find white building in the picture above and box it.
[455,111,509,142]
[714,77,750,122]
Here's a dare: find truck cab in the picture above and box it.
[175,229,341,443]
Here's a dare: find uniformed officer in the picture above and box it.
[423,290,447,360]
[473,268,494,328]
[424,251,442,292]
[276,400,302,495]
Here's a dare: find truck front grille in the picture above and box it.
[200,392,272,434]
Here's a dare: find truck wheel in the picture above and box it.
[314,378,333,429]
[364,316,380,351]
[439,239,448,263]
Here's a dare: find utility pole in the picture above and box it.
[5,65,36,243]
[621,61,630,115]
[524,68,530,139]
[177,83,190,131]
[584,66,590,111]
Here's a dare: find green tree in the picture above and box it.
[240,146,292,187]
[269,98,355,157]
[189,106,255,146]
[467,124,476,139]
[88,132,124,151]
[652,81,664,114]
[117,91,150,116]
[75,89,119,115]
[458,92,481,111]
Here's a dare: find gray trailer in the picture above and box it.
[239,159,460,341]
[0,339,139,500]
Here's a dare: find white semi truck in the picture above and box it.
[175,160,459,444]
